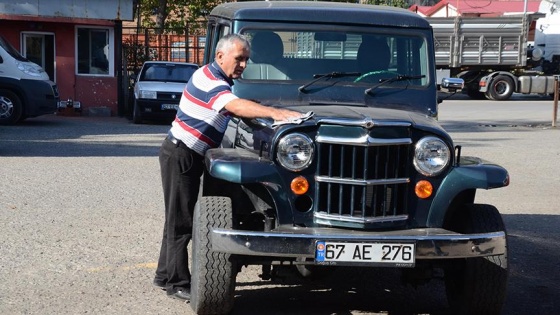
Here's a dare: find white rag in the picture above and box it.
[272,111,314,128]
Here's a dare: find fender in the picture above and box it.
[205,148,294,223]
[427,156,509,227]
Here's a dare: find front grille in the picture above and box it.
[158,92,181,101]
[314,128,412,228]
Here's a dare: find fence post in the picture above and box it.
[553,75,559,128]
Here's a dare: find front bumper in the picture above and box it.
[211,226,506,260]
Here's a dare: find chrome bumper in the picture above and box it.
[211,226,506,259]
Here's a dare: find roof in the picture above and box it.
[409,0,542,17]
[211,1,431,29]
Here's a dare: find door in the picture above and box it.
[22,33,55,81]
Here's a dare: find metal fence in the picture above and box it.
[120,23,206,117]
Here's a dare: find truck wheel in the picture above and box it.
[190,196,237,315]
[0,89,23,125]
[489,75,514,100]
[132,99,142,124]
[444,204,508,315]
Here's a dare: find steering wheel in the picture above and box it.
[354,70,399,83]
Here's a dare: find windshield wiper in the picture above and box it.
[299,72,361,93]
[365,74,425,95]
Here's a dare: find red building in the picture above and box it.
[0,0,135,116]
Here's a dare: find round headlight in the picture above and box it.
[277,133,314,172]
[413,136,451,176]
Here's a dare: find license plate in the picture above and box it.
[161,104,179,110]
[315,241,415,267]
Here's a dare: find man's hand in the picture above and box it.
[271,108,303,122]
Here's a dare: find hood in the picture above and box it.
[283,104,446,135]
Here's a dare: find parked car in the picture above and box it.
[0,35,58,125]
[132,61,198,124]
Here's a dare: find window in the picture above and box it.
[241,29,429,85]
[76,27,112,75]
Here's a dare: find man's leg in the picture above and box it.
[156,137,203,298]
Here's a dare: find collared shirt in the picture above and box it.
[169,61,238,156]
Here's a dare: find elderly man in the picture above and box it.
[153,34,302,301]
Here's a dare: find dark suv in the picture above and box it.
[190,2,509,315]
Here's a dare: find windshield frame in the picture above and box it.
[0,36,28,62]
[235,22,433,90]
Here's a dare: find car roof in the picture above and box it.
[209,1,430,29]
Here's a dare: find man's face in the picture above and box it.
[216,40,250,79]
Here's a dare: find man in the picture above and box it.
[154,33,302,301]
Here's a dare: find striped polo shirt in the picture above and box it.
[168,61,238,156]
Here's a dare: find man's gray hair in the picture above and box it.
[216,34,251,53]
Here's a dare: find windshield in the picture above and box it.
[0,35,27,62]
[139,63,198,83]
[239,29,429,88]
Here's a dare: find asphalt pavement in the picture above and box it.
[0,94,559,314]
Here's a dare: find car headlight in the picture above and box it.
[139,90,157,99]
[16,61,43,77]
[413,136,451,176]
[277,133,314,172]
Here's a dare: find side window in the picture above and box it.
[204,21,231,64]
[76,27,112,76]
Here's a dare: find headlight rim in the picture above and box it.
[413,136,451,177]
[276,132,314,172]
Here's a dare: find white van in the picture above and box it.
[0,35,59,125]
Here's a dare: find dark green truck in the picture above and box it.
[190,2,509,314]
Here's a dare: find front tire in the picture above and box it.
[132,99,142,124]
[0,89,23,125]
[190,197,237,315]
[444,204,508,315]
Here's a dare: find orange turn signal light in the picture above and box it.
[415,180,433,199]
[291,176,309,195]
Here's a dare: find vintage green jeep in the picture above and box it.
[190,2,509,314]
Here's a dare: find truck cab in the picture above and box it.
[189,2,509,315]
[0,35,59,125]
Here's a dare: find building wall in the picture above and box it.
[0,18,120,115]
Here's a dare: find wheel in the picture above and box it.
[488,75,514,100]
[457,71,486,100]
[0,89,23,125]
[190,196,237,315]
[444,204,508,315]
[132,99,142,124]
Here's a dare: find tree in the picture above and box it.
[138,0,222,34]
[362,0,409,9]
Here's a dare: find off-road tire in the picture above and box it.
[0,89,23,125]
[444,204,508,315]
[190,196,237,315]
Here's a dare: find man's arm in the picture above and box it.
[224,98,301,122]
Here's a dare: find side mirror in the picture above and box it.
[440,77,464,92]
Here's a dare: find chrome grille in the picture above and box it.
[314,130,412,227]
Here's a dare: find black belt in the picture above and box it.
[167,132,181,145]
[166,133,204,159]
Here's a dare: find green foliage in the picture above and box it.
[362,0,409,9]
[138,0,224,35]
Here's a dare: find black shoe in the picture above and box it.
[167,288,190,301]
[153,279,167,290]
